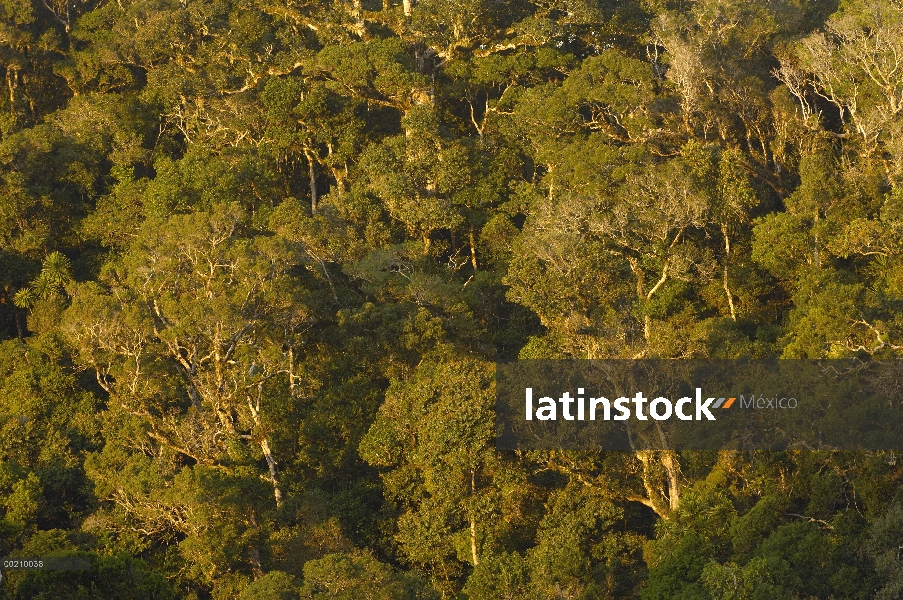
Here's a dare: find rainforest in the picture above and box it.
[1,0,903,597]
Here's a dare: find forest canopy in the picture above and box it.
[1,0,903,597]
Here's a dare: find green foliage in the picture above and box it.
[2,0,903,597]
[240,571,300,600]
[298,552,438,599]
[10,553,177,600]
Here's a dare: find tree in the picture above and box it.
[359,350,531,593]
[298,552,438,600]
[59,204,313,589]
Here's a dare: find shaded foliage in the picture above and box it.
[2,0,903,598]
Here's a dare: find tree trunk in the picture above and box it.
[15,309,24,342]
[635,451,670,518]
[287,346,296,397]
[260,437,284,507]
[469,225,478,270]
[248,512,265,579]
[629,255,671,341]
[248,391,284,507]
[249,545,264,580]
[470,467,479,566]
[6,67,16,105]
[628,257,649,340]
[636,451,667,518]
[660,450,681,514]
[330,166,347,196]
[351,0,366,38]
[634,450,681,519]
[470,518,479,566]
[722,225,737,321]
[403,0,413,16]
[305,149,318,212]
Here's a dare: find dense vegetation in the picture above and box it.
[1,0,902,597]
